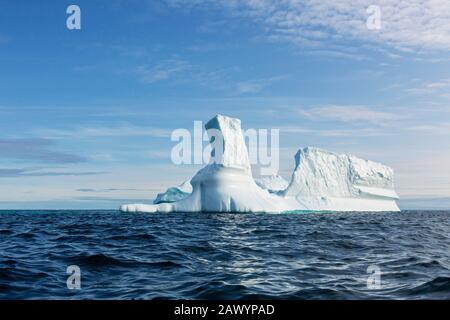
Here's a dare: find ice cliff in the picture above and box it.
[121,115,400,213]
[282,147,399,211]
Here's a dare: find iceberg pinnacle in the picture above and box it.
[205,115,251,172]
[121,115,400,213]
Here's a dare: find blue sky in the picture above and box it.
[1,0,450,209]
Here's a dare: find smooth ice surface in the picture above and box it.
[121,115,400,213]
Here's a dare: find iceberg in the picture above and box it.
[121,115,400,213]
[282,147,400,212]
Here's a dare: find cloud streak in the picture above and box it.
[134,59,192,83]
[0,168,104,178]
[279,126,394,137]
[132,58,234,90]
[0,139,86,163]
[236,75,288,94]
[408,123,450,135]
[37,125,172,139]
[298,105,400,124]
[405,78,450,98]
[76,188,142,192]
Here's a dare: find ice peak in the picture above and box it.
[294,147,330,167]
[205,114,250,172]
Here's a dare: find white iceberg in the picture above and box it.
[255,175,289,193]
[281,147,399,212]
[121,115,400,213]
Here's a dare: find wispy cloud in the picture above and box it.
[304,49,369,61]
[195,19,236,34]
[131,57,286,95]
[132,58,233,90]
[134,59,191,83]
[146,150,172,159]
[0,139,86,163]
[76,188,142,192]
[408,122,450,135]
[167,0,450,52]
[405,78,450,98]
[236,75,288,94]
[37,125,172,139]
[279,126,393,137]
[187,42,238,52]
[73,196,151,203]
[0,168,104,178]
[0,34,9,44]
[298,105,400,124]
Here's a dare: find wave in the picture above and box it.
[65,253,183,269]
[0,209,449,299]
[408,277,450,296]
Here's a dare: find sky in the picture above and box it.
[0,0,450,209]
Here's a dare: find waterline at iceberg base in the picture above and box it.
[121,115,400,213]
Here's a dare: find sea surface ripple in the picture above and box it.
[0,210,449,299]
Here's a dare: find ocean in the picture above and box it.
[0,210,449,299]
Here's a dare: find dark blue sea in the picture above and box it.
[0,210,449,300]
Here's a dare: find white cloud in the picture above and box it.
[167,0,450,52]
